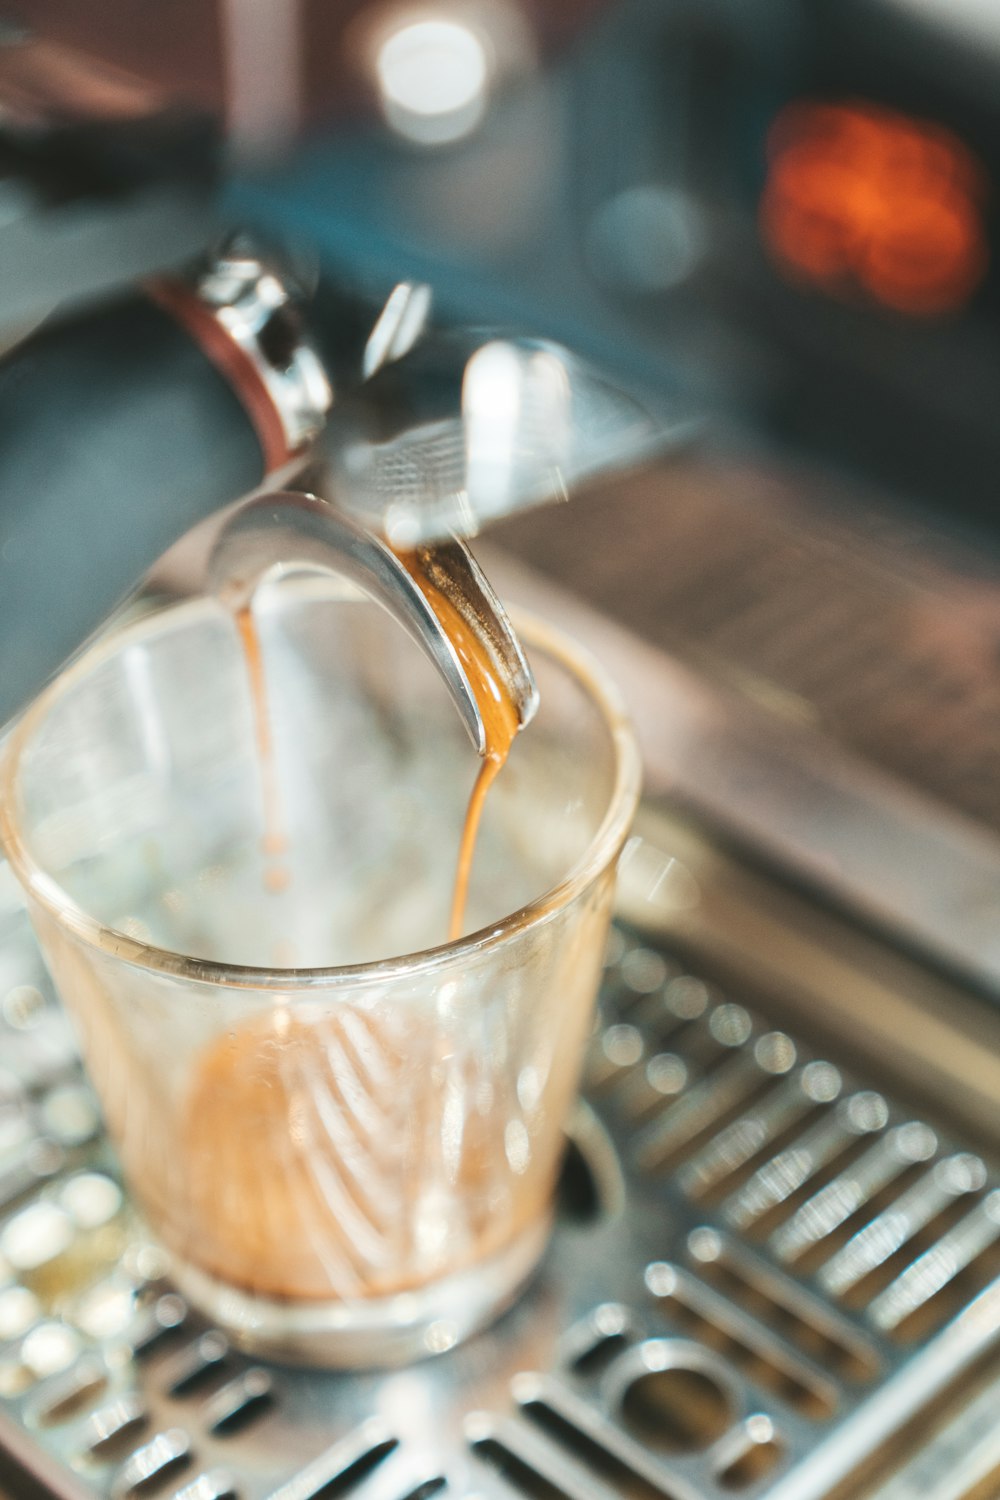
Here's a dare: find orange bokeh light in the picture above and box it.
[760,100,989,316]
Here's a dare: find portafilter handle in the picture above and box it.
[0,256,539,746]
[0,252,330,730]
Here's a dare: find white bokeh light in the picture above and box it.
[376,18,490,144]
[888,0,1000,52]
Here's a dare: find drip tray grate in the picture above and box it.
[1,888,999,1500]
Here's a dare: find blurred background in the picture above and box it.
[4,0,1000,515]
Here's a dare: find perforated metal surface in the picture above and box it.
[1,872,999,1500]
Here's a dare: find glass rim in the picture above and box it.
[0,590,642,991]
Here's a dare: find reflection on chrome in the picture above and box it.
[338,335,670,547]
[463,339,572,519]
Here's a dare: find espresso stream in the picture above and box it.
[396,549,521,942]
[170,578,530,1304]
[236,563,519,942]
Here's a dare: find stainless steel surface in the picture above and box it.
[206,492,538,755]
[483,517,1000,996]
[2,814,1000,1500]
[869,1368,1000,1499]
[393,540,539,734]
[326,337,687,548]
[194,254,332,458]
[361,284,433,382]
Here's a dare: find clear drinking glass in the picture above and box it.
[0,576,640,1365]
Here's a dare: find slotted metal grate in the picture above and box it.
[1,875,999,1500]
[495,457,1000,838]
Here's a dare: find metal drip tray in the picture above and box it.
[489,459,1000,995]
[2,818,1000,1500]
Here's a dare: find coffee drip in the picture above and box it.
[396,549,521,941]
[235,552,524,945]
[235,605,291,898]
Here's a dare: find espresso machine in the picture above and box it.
[4,1,1000,1496]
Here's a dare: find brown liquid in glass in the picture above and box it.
[173,586,527,1303]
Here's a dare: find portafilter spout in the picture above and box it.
[206,491,538,756]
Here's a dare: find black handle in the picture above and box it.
[0,293,265,726]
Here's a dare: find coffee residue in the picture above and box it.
[235,604,290,896]
[173,997,573,1302]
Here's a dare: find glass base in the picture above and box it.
[166,1214,552,1367]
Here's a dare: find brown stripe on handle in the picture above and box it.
[146,276,292,474]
